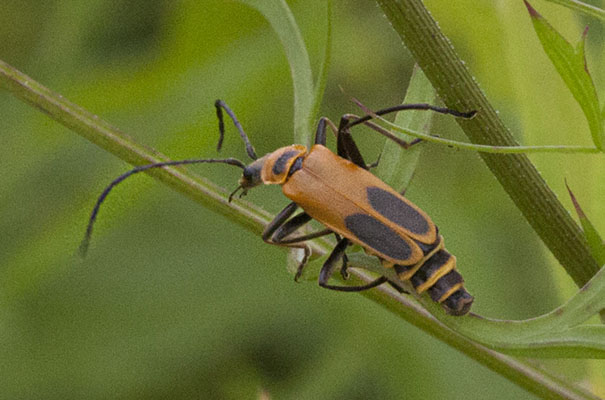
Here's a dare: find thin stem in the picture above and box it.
[373,112,601,154]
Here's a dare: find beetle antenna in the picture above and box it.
[79,157,245,257]
[215,100,258,160]
[347,98,477,129]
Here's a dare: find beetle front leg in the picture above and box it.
[262,202,299,240]
[263,202,333,281]
[319,238,388,292]
[262,203,311,279]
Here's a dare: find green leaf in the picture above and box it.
[236,0,317,146]
[311,0,332,127]
[348,251,605,358]
[374,65,434,192]
[566,181,605,266]
[524,1,603,149]
[543,0,605,21]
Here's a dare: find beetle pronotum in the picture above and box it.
[81,100,476,316]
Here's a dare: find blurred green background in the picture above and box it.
[1,0,604,398]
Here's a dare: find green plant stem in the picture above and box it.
[0,59,271,238]
[0,58,596,400]
[375,0,600,288]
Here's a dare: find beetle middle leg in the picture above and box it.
[319,238,388,292]
[337,113,423,170]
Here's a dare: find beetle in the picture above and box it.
[80,100,476,316]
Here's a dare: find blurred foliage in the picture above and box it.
[1,0,604,398]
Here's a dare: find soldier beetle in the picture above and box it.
[81,100,476,315]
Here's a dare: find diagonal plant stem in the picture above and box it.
[0,59,272,239]
[375,0,600,288]
[0,58,598,400]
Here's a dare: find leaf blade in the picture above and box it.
[525,1,603,149]
[566,182,605,266]
[236,0,315,145]
[374,65,434,192]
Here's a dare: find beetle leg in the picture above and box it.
[277,229,333,244]
[333,233,349,280]
[336,114,422,170]
[263,202,334,282]
[272,212,313,240]
[318,238,389,292]
[338,114,422,164]
[270,210,333,245]
[387,280,410,294]
[269,213,335,283]
[262,203,311,279]
[314,117,339,145]
[262,202,299,240]
[336,116,367,168]
[346,101,476,131]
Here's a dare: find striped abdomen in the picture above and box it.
[393,234,473,316]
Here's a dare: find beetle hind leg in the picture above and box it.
[319,238,388,292]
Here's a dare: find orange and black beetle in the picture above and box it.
[81,100,475,316]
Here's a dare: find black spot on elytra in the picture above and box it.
[344,214,412,261]
[367,187,430,235]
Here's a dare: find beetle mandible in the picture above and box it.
[81,100,476,316]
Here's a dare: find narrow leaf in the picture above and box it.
[374,65,434,192]
[348,250,605,358]
[566,181,605,265]
[311,0,332,124]
[525,1,603,149]
[237,0,315,145]
[544,0,605,21]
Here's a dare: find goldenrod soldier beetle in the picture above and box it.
[80,100,476,316]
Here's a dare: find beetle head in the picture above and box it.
[229,155,269,201]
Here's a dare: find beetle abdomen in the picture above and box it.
[394,241,473,316]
